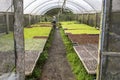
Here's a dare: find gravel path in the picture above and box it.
[40,29,76,80]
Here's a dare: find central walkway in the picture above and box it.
[40,29,75,80]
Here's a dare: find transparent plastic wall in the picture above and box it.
[109,0,120,52]
[23,0,102,15]
[0,0,13,12]
[0,0,15,78]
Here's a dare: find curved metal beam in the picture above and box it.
[40,6,76,15]
[83,0,97,12]
[5,0,13,12]
[24,0,54,11]
[30,1,87,14]
[32,1,84,14]
[24,0,99,15]
[37,4,80,15]
[24,0,92,14]
[24,0,37,10]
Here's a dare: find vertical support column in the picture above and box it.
[87,13,89,25]
[97,0,112,80]
[36,15,38,23]
[29,14,31,26]
[13,0,25,80]
[82,13,84,24]
[95,13,97,28]
[6,13,9,34]
[34,15,36,23]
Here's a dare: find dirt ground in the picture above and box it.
[67,34,99,44]
[39,29,76,80]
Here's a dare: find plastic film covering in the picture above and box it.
[0,0,102,14]
[35,2,82,15]
[0,0,13,12]
[23,0,102,15]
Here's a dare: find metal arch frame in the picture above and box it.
[83,0,97,12]
[67,1,91,13]
[23,0,98,15]
[24,0,54,11]
[69,0,96,12]
[40,5,77,15]
[32,1,85,15]
[40,4,81,15]
[36,1,98,15]
[27,0,85,14]
[31,0,96,15]
[24,0,37,10]
[4,0,13,12]
[37,3,80,15]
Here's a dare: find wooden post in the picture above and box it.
[13,0,25,80]
[97,0,112,80]
[6,12,9,34]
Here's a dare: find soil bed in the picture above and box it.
[33,36,48,39]
[67,34,99,44]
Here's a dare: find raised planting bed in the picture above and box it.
[61,22,99,74]
[62,22,100,34]
[0,51,15,75]
[33,36,48,39]
[31,22,52,27]
[67,34,99,44]
[74,44,98,74]
[65,29,99,34]
[0,24,52,76]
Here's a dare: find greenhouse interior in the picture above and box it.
[0,0,120,80]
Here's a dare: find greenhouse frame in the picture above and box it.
[0,0,120,80]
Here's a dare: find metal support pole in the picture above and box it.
[6,13,9,34]
[87,13,89,25]
[29,14,31,26]
[97,0,112,80]
[95,13,97,28]
[82,13,84,24]
[13,0,25,80]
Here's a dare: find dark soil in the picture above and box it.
[67,34,99,44]
[39,29,75,80]
[33,36,48,39]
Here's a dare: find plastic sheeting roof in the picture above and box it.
[0,0,102,15]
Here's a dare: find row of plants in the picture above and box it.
[0,22,52,51]
[60,28,96,80]
[61,21,99,34]
[25,29,54,80]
